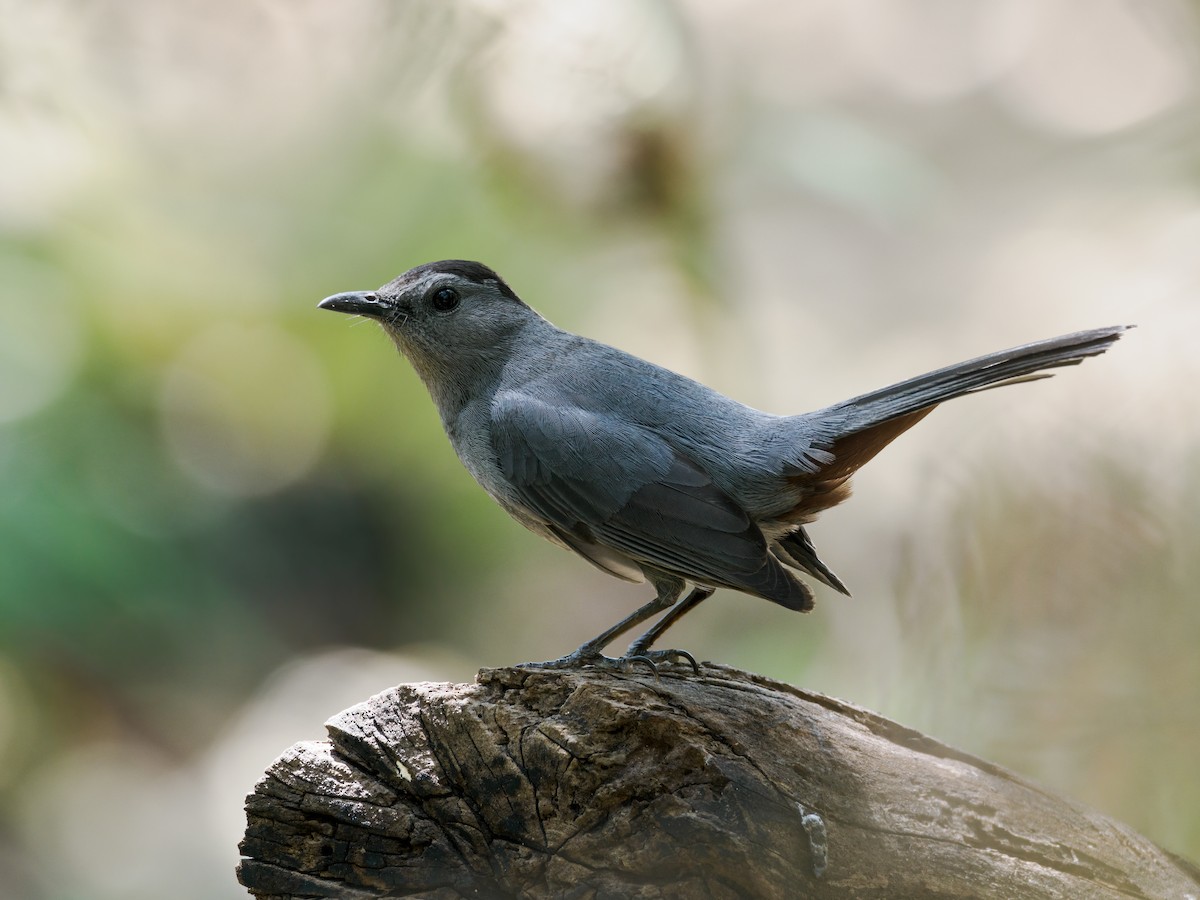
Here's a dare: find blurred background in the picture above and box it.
[2,0,1199,895]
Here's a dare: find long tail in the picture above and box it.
[796,325,1131,483]
[830,325,1128,430]
[771,324,1130,597]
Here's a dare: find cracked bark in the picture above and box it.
[238,664,1200,899]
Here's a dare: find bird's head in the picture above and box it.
[319,260,539,393]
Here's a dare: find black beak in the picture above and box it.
[318,291,390,319]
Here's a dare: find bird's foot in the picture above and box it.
[517,652,613,670]
[620,646,700,675]
[518,646,665,676]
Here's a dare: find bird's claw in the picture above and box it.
[516,649,610,670]
[621,647,700,675]
[518,645,647,672]
[618,654,660,676]
[517,646,698,676]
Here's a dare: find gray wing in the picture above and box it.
[490,392,813,610]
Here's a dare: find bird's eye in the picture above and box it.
[431,286,459,312]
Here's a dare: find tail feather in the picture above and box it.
[774,527,851,596]
[801,325,1130,481]
[827,325,1128,432]
[773,324,1129,597]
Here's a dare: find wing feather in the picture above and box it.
[491,392,812,609]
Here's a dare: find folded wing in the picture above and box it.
[490,392,814,610]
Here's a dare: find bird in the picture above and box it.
[319,260,1128,669]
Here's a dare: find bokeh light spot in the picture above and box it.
[986,0,1190,135]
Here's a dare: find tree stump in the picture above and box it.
[238,663,1199,898]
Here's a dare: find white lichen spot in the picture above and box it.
[798,803,828,879]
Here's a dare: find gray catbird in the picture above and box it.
[320,260,1128,667]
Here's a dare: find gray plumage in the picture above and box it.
[320,260,1129,666]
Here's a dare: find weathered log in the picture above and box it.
[238,663,1200,898]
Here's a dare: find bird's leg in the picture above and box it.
[622,586,715,671]
[524,576,685,670]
